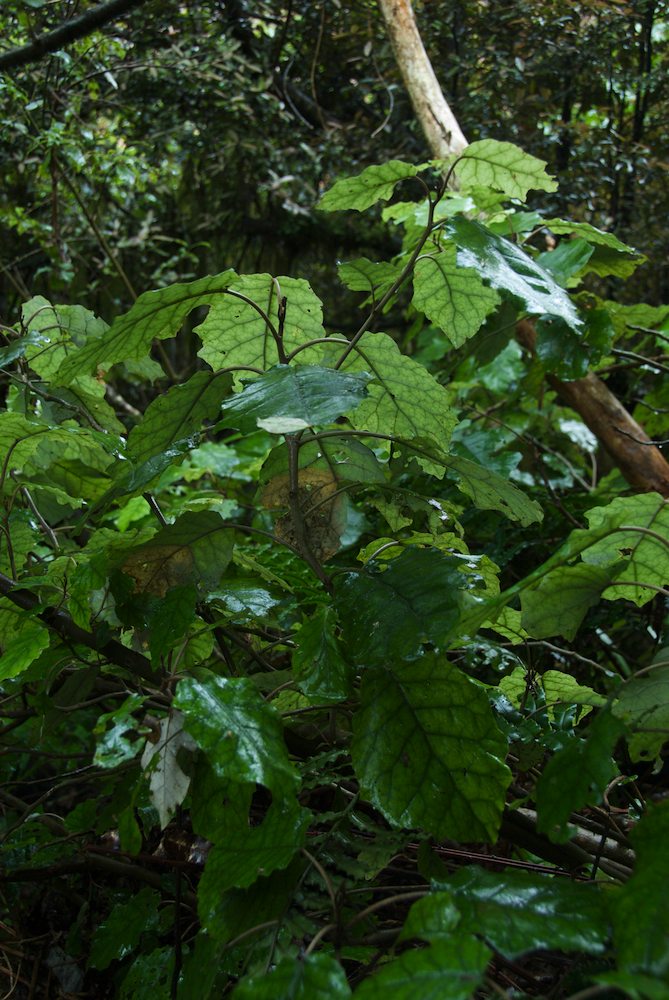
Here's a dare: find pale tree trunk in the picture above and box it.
[379,0,669,497]
[377,0,467,157]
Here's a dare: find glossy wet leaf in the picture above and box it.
[318,160,421,213]
[174,670,298,795]
[352,655,511,841]
[413,246,500,347]
[452,139,557,200]
[446,217,582,328]
[353,939,491,999]
[335,548,489,665]
[220,364,370,433]
[436,865,610,957]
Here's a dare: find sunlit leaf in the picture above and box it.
[318,160,421,213]
[413,246,500,347]
[452,139,557,200]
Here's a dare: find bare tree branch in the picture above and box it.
[0,0,149,72]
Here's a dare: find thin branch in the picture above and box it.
[0,0,149,72]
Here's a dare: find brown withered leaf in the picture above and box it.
[261,469,346,562]
[123,544,195,597]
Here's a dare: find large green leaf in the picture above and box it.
[521,563,613,639]
[353,939,491,1000]
[0,599,50,680]
[220,364,371,434]
[89,888,160,970]
[612,659,669,763]
[174,670,298,795]
[452,140,557,200]
[351,655,511,841]
[197,274,325,375]
[120,511,233,596]
[446,454,543,525]
[198,795,310,913]
[292,606,353,703]
[335,548,490,666]
[335,332,457,474]
[544,219,646,278]
[234,953,352,999]
[17,296,108,379]
[536,709,624,842]
[445,217,582,328]
[535,309,614,379]
[613,800,669,977]
[413,246,500,348]
[126,370,232,465]
[435,866,610,958]
[580,494,669,605]
[318,160,421,213]
[56,271,236,381]
[338,257,401,298]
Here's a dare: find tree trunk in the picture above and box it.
[377,0,467,158]
[379,0,669,498]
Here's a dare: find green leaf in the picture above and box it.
[581,493,669,605]
[446,454,542,525]
[199,796,310,908]
[521,563,613,639]
[446,217,582,328]
[436,865,610,957]
[119,946,173,999]
[292,606,352,703]
[399,892,460,942]
[335,332,457,474]
[197,274,325,376]
[613,800,669,976]
[353,939,491,1000]
[220,365,371,433]
[146,584,198,663]
[452,140,558,200]
[18,296,108,380]
[89,887,160,969]
[535,238,594,284]
[318,160,420,213]
[338,258,401,297]
[126,370,233,466]
[535,309,613,379]
[121,511,233,596]
[260,435,386,489]
[56,271,236,381]
[201,857,305,944]
[0,599,50,680]
[544,219,646,278]
[234,953,351,999]
[352,655,511,841]
[413,246,500,348]
[335,549,489,666]
[498,665,605,724]
[174,670,298,795]
[612,660,669,763]
[536,708,623,841]
[93,693,147,769]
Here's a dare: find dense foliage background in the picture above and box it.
[1,2,668,998]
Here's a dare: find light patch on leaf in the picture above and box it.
[141,711,197,829]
